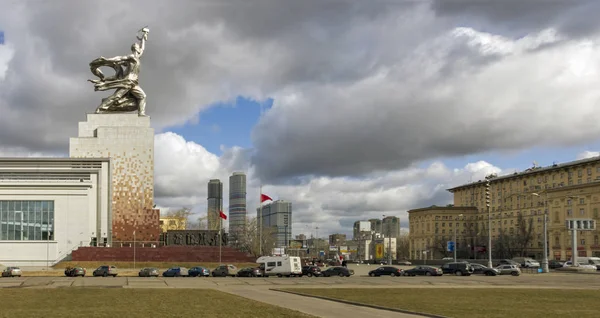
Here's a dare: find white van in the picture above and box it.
[256,255,303,277]
[576,257,600,270]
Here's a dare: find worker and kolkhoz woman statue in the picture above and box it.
[88,27,150,116]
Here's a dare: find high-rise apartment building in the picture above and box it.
[382,216,401,238]
[229,172,247,240]
[257,200,292,248]
[369,218,383,234]
[329,233,347,246]
[409,156,600,261]
[207,179,223,231]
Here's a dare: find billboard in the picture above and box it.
[339,246,348,253]
[289,239,304,249]
[375,243,384,259]
[329,245,338,252]
[359,221,371,232]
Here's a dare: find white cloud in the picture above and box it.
[577,151,600,160]
[154,132,504,238]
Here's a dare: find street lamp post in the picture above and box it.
[532,192,549,273]
[567,195,580,265]
[454,214,463,263]
[485,177,493,268]
[383,215,392,265]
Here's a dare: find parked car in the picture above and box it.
[512,257,540,268]
[549,260,565,269]
[321,266,353,277]
[440,262,474,276]
[92,265,118,277]
[403,266,443,276]
[396,260,412,266]
[64,266,86,277]
[495,259,521,268]
[368,266,403,277]
[495,264,521,276]
[576,257,600,270]
[442,257,454,260]
[237,267,263,277]
[1,267,22,277]
[212,264,240,277]
[470,263,498,276]
[562,261,597,270]
[302,265,322,277]
[188,266,210,277]
[162,267,189,277]
[138,267,159,277]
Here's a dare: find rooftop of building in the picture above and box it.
[447,155,600,192]
[407,205,478,214]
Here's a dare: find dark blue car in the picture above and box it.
[188,266,210,277]
[162,267,189,277]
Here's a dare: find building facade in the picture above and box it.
[369,218,383,234]
[329,233,347,246]
[228,172,246,239]
[159,216,187,233]
[382,216,401,238]
[207,179,223,231]
[257,200,292,248]
[409,156,600,260]
[0,158,111,266]
[408,206,478,259]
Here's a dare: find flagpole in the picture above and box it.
[219,216,222,264]
[259,185,262,257]
[219,194,223,264]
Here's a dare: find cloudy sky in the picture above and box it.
[1,0,600,239]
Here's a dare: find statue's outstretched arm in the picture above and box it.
[137,27,149,56]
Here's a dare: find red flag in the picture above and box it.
[261,193,273,203]
[219,210,227,220]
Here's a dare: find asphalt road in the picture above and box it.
[1,272,599,289]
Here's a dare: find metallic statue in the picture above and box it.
[88,27,149,116]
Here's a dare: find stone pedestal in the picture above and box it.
[69,113,158,243]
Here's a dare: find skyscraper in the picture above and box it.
[257,200,292,249]
[207,179,223,231]
[229,172,247,241]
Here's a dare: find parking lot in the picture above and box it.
[2,271,600,290]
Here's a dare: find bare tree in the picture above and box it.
[493,228,518,259]
[236,217,277,257]
[166,207,192,218]
[396,232,410,260]
[514,213,535,257]
[432,237,451,258]
[162,207,191,231]
[186,215,208,230]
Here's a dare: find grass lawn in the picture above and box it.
[283,288,600,318]
[0,288,313,318]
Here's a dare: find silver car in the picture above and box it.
[2,267,22,277]
[495,264,521,276]
[138,267,159,277]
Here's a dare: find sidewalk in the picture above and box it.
[219,286,426,318]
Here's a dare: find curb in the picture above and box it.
[270,288,448,318]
